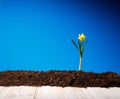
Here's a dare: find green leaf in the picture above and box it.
[72,39,79,51]
[78,40,82,48]
[80,46,84,57]
[78,40,84,57]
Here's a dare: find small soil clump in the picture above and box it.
[0,70,120,87]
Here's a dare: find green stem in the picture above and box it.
[79,56,82,70]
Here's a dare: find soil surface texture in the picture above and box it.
[0,70,120,87]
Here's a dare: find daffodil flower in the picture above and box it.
[78,33,86,41]
[72,33,87,70]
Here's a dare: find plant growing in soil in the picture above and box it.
[72,33,87,70]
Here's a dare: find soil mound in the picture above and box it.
[0,70,120,87]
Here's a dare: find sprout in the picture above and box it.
[72,33,87,70]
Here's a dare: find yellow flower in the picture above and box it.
[78,33,86,41]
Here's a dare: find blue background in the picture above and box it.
[0,0,120,74]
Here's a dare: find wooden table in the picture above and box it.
[0,86,120,99]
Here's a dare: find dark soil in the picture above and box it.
[0,70,120,87]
